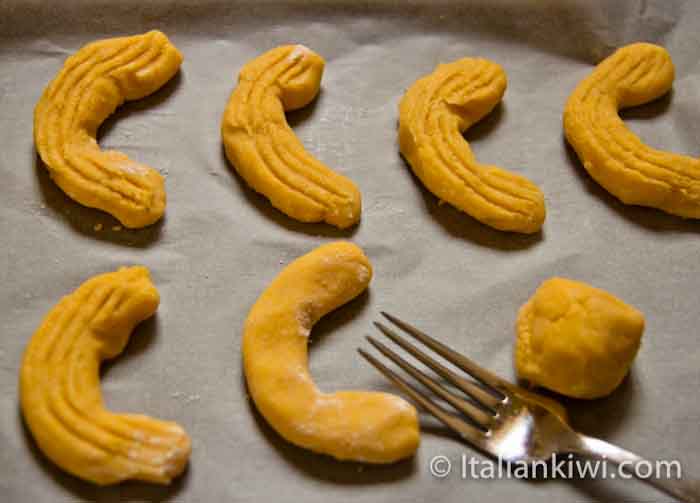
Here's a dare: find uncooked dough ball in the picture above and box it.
[515,277,644,399]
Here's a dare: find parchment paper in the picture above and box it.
[2,1,700,501]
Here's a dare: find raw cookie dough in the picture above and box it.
[399,58,545,233]
[515,277,644,399]
[243,241,420,462]
[20,267,191,485]
[34,31,182,228]
[564,42,700,218]
[222,45,361,229]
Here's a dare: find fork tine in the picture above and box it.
[381,312,511,394]
[366,336,493,428]
[357,348,486,447]
[373,321,503,409]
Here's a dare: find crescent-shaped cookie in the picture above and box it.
[243,242,420,462]
[564,43,700,218]
[20,267,191,485]
[221,45,362,229]
[34,31,182,228]
[399,58,546,233]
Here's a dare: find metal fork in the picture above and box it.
[358,312,700,503]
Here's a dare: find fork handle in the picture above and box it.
[572,434,700,503]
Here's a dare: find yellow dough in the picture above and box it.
[243,242,420,462]
[34,31,183,228]
[515,277,644,399]
[221,45,361,229]
[564,43,700,218]
[20,267,191,485]
[399,58,546,233]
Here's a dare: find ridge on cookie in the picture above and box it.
[34,31,182,228]
[564,42,700,218]
[399,58,546,234]
[221,45,362,229]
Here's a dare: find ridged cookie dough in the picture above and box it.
[34,31,182,228]
[222,45,361,229]
[564,42,700,218]
[399,58,545,233]
[20,267,190,485]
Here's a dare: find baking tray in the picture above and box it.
[2,1,700,501]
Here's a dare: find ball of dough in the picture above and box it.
[515,277,644,399]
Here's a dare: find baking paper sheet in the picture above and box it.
[2,0,700,501]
